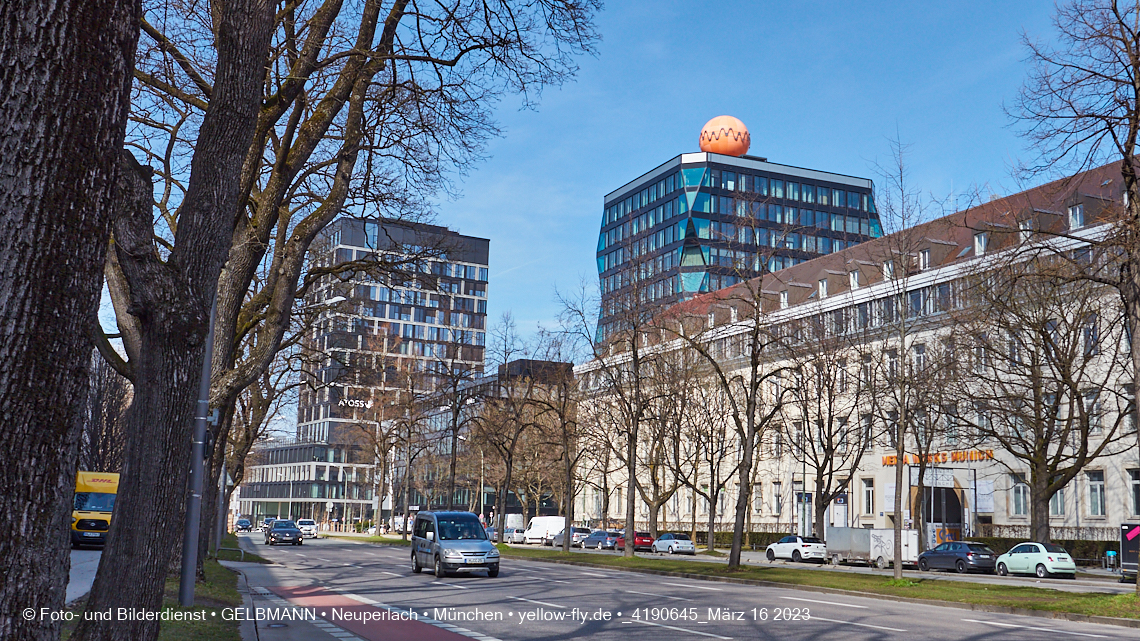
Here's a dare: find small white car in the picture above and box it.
[296,518,318,538]
[766,535,827,563]
[651,533,696,555]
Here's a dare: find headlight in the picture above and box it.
[487,549,499,557]
[443,549,459,557]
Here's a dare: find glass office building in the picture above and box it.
[597,151,882,341]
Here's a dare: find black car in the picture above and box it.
[235,519,252,532]
[918,541,997,573]
[264,520,303,546]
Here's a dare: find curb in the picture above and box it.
[219,561,259,641]
[503,554,1140,630]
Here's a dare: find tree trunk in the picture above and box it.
[729,421,756,567]
[0,3,137,639]
[705,490,717,553]
[1031,473,1052,544]
[814,479,829,544]
[892,416,905,580]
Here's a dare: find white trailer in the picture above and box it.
[827,527,920,568]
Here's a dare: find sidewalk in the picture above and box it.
[66,549,101,605]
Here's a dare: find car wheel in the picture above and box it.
[435,556,447,578]
[487,566,499,578]
[956,560,967,574]
[411,552,422,574]
[792,550,802,563]
[919,558,930,572]
[597,542,604,550]
[766,549,775,562]
[876,556,887,570]
[1036,564,1049,579]
[997,562,1008,576]
[669,546,675,555]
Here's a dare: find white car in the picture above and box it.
[651,533,696,555]
[766,535,827,563]
[296,519,318,538]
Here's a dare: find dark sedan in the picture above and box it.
[582,530,620,550]
[235,518,252,532]
[918,541,997,573]
[264,520,304,546]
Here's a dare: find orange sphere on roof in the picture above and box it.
[699,115,750,156]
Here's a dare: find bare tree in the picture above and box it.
[78,352,132,474]
[952,253,1133,543]
[1011,0,1140,590]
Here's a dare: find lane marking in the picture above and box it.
[961,619,1107,638]
[626,618,732,639]
[432,581,470,590]
[510,567,536,572]
[508,596,566,609]
[625,590,693,602]
[779,596,868,609]
[381,571,401,576]
[810,616,906,633]
[579,571,609,577]
[661,582,723,591]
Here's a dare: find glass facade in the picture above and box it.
[597,153,881,341]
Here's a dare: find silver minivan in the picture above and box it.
[411,511,500,578]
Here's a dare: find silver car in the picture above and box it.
[652,532,696,555]
[411,511,500,578]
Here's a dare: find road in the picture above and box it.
[233,533,1136,641]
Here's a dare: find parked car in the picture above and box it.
[765,535,827,563]
[410,511,499,578]
[502,527,526,544]
[552,527,592,548]
[264,520,303,546]
[918,541,997,573]
[995,542,1076,578]
[485,527,497,541]
[296,518,318,538]
[652,533,696,555]
[615,531,654,551]
[582,530,620,550]
[234,519,252,532]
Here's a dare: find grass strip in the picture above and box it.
[216,532,271,564]
[499,545,1140,621]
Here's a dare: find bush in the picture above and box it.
[966,537,1118,565]
[691,531,790,549]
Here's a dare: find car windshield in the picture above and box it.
[967,544,994,553]
[1044,543,1068,554]
[608,531,620,537]
[298,520,315,526]
[237,519,249,524]
[802,537,823,543]
[636,532,650,537]
[74,492,116,512]
[437,517,486,541]
[273,521,296,529]
[673,534,692,541]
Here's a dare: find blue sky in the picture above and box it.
[434,1,1058,340]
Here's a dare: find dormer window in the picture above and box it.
[918,249,931,271]
[818,279,829,299]
[1019,219,1033,242]
[849,270,860,289]
[780,290,789,309]
[708,311,715,328]
[1069,204,1085,229]
[883,260,895,280]
[974,232,988,256]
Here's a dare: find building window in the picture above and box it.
[1083,313,1099,356]
[1011,474,1029,516]
[1069,204,1085,229]
[773,482,783,515]
[1050,486,1065,516]
[882,260,894,280]
[918,249,931,271]
[913,343,927,371]
[974,232,988,256]
[862,479,874,515]
[818,279,828,299]
[887,349,898,378]
[1088,471,1106,516]
[779,290,789,309]
[753,483,763,513]
[1131,470,1140,515]
[849,270,860,289]
[1019,218,1033,242]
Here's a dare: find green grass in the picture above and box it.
[156,558,243,641]
[499,546,1140,620]
[327,534,412,546]
[216,532,271,564]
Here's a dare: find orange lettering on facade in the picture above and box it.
[881,450,994,466]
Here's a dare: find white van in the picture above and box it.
[523,516,566,545]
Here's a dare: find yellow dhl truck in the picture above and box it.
[71,471,119,548]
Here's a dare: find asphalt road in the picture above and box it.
[234,533,1136,641]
